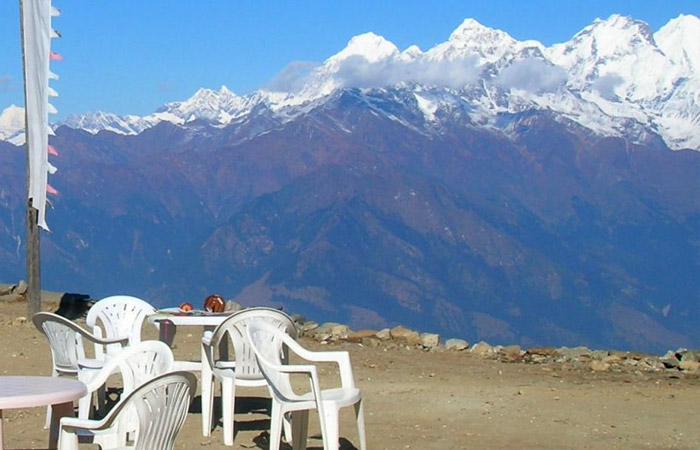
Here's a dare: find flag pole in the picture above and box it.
[19,0,42,317]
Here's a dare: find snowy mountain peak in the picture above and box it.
[593,14,652,32]
[432,18,542,66]
[219,85,235,95]
[547,14,677,100]
[10,14,696,151]
[156,85,250,124]
[0,105,24,132]
[61,110,155,135]
[655,14,700,73]
[330,32,399,64]
[448,18,513,44]
[173,85,242,108]
[0,105,26,145]
[401,45,423,58]
[558,14,656,64]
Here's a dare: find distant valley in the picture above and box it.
[0,15,698,352]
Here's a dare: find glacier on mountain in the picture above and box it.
[0,105,27,145]
[655,14,700,73]
[3,14,697,150]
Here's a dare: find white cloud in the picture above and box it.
[592,74,623,99]
[497,58,567,93]
[265,61,320,93]
[333,55,480,90]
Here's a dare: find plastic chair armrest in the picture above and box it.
[277,364,323,402]
[60,415,111,432]
[51,315,128,347]
[78,347,129,391]
[87,335,129,346]
[286,343,356,388]
[281,333,347,365]
[277,363,317,376]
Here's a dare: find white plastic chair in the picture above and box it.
[77,340,175,423]
[82,295,158,411]
[85,295,157,361]
[33,312,130,378]
[33,312,129,428]
[201,307,297,445]
[58,371,196,450]
[247,322,366,450]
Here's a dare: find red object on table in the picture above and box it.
[203,295,225,313]
[179,302,194,312]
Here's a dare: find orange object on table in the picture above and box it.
[203,295,225,313]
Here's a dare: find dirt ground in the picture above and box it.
[1,298,699,450]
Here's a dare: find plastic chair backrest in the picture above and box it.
[77,340,175,424]
[209,307,297,381]
[104,371,195,450]
[247,321,299,403]
[111,340,175,393]
[33,312,86,374]
[85,296,156,357]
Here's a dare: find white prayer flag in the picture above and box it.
[21,0,60,231]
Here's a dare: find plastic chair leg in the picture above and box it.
[201,373,214,436]
[201,341,214,437]
[283,412,294,447]
[321,406,340,450]
[268,401,285,450]
[78,393,91,420]
[221,378,236,446]
[59,427,79,450]
[355,400,367,450]
[91,429,123,449]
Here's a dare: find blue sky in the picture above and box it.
[1,0,698,120]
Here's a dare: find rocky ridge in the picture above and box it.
[293,316,700,376]
[2,284,696,378]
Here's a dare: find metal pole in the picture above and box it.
[19,0,42,317]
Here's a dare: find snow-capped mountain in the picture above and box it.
[2,16,698,354]
[0,105,27,145]
[429,17,547,66]
[545,15,700,149]
[61,110,157,135]
[655,14,700,73]
[7,14,698,150]
[58,85,269,136]
[155,85,264,124]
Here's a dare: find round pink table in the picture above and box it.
[0,376,86,450]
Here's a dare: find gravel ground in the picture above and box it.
[1,299,699,450]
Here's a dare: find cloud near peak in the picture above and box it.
[496,58,567,93]
[332,54,481,90]
[267,53,572,96]
[264,61,321,93]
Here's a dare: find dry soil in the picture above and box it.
[1,298,698,450]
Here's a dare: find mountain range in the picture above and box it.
[1,15,698,353]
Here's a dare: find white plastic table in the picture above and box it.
[148,310,233,435]
[0,376,86,450]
